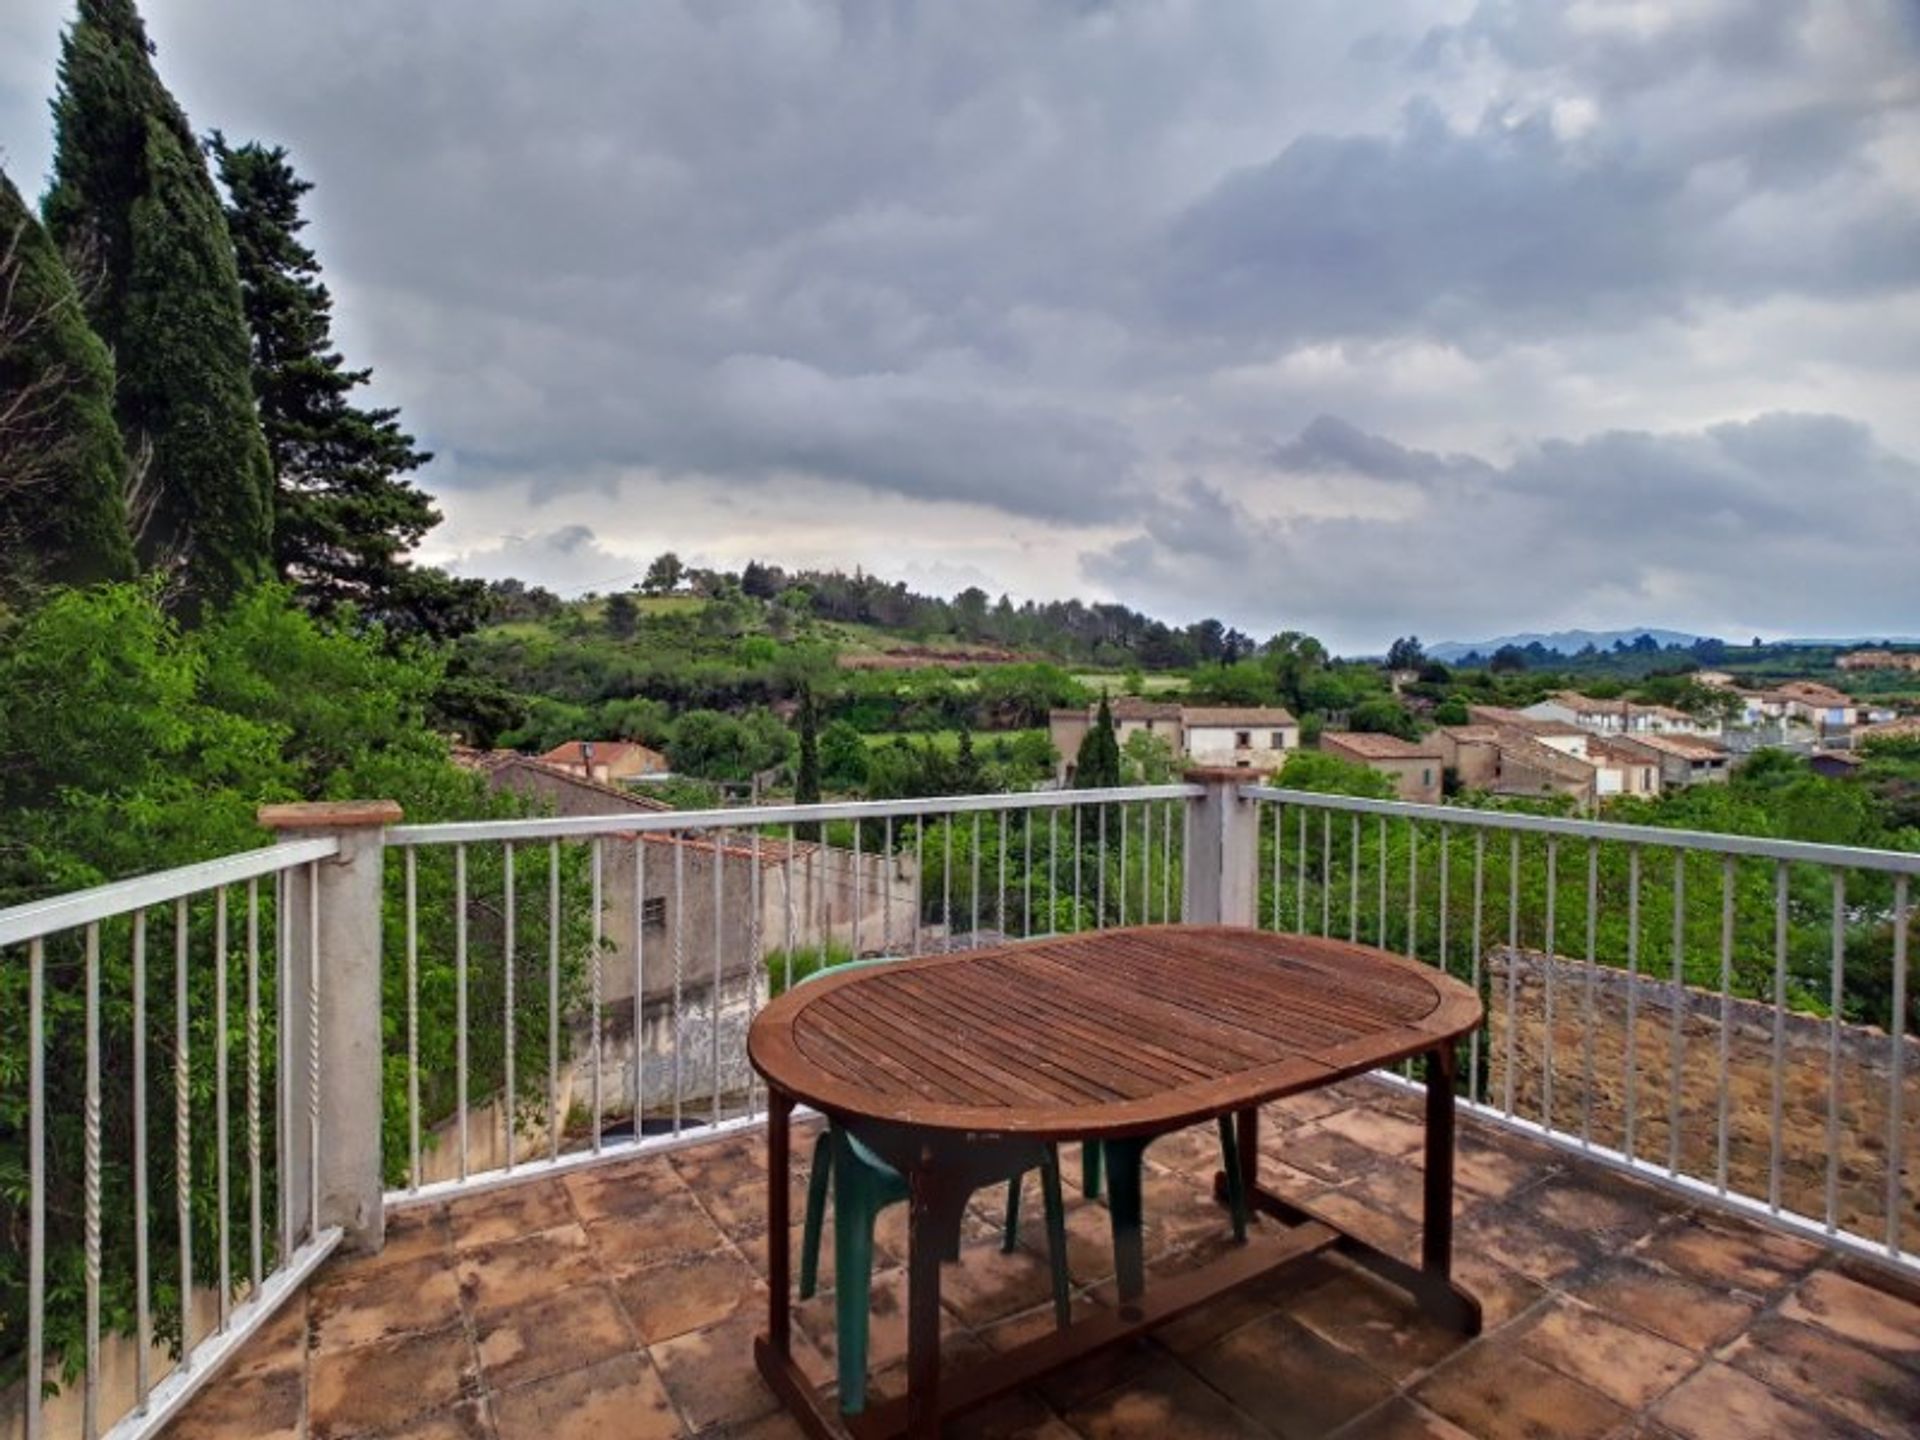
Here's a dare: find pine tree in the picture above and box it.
[210,136,479,638]
[44,0,273,607]
[0,166,135,590]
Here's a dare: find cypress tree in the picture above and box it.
[0,166,135,590]
[1074,693,1122,789]
[794,683,821,840]
[44,0,273,607]
[211,137,479,638]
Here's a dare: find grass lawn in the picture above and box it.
[1072,671,1186,695]
[862,727,1045,753]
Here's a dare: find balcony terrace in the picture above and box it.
[157,1086,1920,1440]
[5,779,1916,1439]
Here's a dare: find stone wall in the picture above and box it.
[1482,948,1919,1249]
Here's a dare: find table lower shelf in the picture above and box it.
[757,1206,1343,1440]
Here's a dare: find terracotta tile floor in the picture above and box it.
[160,1077,1920,1439]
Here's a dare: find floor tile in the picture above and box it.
[1722,1314,1920,1436]
[1510,1294,1697,1409]
[310,1251,463,1353]
[1284,1264,1472,1384]
[473,1282,637,1392]
[492,1352,681,1440]
[584,1191,731,1270]
[455,1223,603,1319]
[1058,1353,1271,1440]
[1332,1397,1479,1440]
[308,1323,480,1440]
[449,1181,577,1249]
[1562,1258,1757,1351]
[1777,1266,1920,1365]
[1650,1360,1858,1440]
[1185,1309,1396,1438]
[162,1366,303,1440]
[614,1244,766,1343]
[1638,1213,1823,1296]
[1414,1346,1627,1440]
[651,1309,829,1433]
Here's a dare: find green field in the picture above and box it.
[862,727,1047,753]
[1071,671,1185,695]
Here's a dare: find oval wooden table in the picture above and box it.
[749,924,1485,1440]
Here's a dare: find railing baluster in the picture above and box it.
[549,840,563,1161]
[1406,821,1419,961]
[945,810,956,942]
[27,936,45,1440]
[307,861,320,1235]
[1138,800,1150,925]
[1023,809,1033,936]
[593,837,606,1150]
[1583,841,1598,1148]
[999,808,1009,937]
[177,896,194,1359]
[634,836,646,1136]
[1769,860,1788,1211]
[673,835,686,1135]
[1826,869,1845,1232]
[455,844,469,1181]
[1152,802,1167,925]
[1349,815,1360,945]
[1469,832,1485,1106]
[885,816,897,952]
[1543,837,1557,1130]
[711,828,724,1127]
[1504,834,1520,1118]
[84,922,101,1440]
[1321,811,1331,937]
[215,887,231,1330]
[1625,847,1642,1164]
[749,829,763,1119]
[1668,852,1686,1177]
[407,849,422,1189]
[1377,816,1388,949]
[1716,854,1735,1195]
[502,843,515,1173]
[1048,808,1058,934]
[132,911,152,1406]
[1887,874,1909,1258]
[1072,806,1082,932]
[854,818,864,960]
[972,811,983,944]
[1295,806,1307,934]
[1269,802,1280,932]
[1097,803,1107,930]
[1118,801,1128,927]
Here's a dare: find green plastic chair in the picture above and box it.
[794,957,1072,1416]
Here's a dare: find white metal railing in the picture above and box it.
[381,785,1200,1203]
[1243,784,1917,1275]
[1,840,344,1440]
[10,774,1918,1440]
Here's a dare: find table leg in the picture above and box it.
[768,1090,792,1354]
[905,1147,976,1439]
[1234,1106,1259,1195]
[1422,1045,1456,1280]
[1102,1136,1152,1311]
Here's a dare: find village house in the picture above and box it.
[449,750,916,1166]
[1837,648,1920,672]
[1049,700,1299,782]
[1609,730,1732,788]
[1522,690,1721,738]
[1318,731,1443,804]
[539,737,670,783]
[1443,706,1671,805]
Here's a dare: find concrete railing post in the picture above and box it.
[1181,769,1258,927]
[260,800,402,1254]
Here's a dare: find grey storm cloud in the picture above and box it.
[1086,411,1920,642]
[2,0,1917,646]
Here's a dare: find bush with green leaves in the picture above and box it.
[0,584,588,1385]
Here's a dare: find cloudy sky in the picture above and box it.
[4,2,1918,652]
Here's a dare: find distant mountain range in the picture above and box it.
[1427,629,1705,662]
[1426,629,1920,662]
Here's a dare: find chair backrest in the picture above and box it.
[794,954,906,988]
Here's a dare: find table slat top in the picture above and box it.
[748,925,1482,1139]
